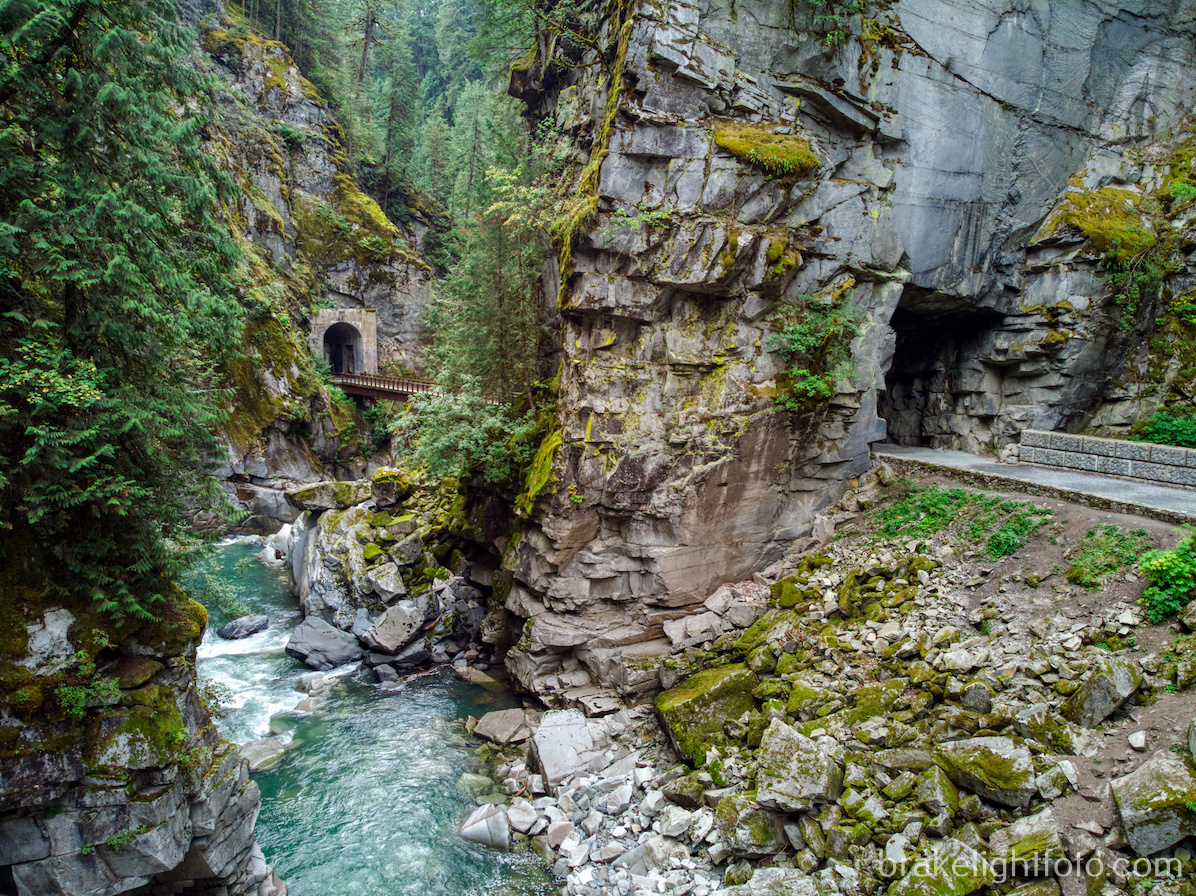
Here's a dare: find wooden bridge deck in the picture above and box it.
[330,373,439,401]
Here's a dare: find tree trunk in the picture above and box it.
[274,0,282,42]
[358,15,376,83]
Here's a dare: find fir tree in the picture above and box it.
[0,0,243,616]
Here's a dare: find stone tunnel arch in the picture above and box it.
[310,308,378,375]
[878,291,1006,452]
[323,322,362,374]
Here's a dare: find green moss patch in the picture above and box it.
[1048,187,1156,262]
[714,122,821,181]
[655,664,758,764]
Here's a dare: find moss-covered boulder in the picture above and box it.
[755,718,843,812]
[654,664,757,764]
[1111,750,1196,855]
[988,807,1064,870]
[713,792,788,858]
[1062,656,1141,728]
[934,736,1037,809]
[285,479,372,511]
[888,838,994,896]
[372,466,419,508]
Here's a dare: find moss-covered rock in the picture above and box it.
[286,479,373,511]
[1062,656,1142,727]
[713,791,788,858]
[934,736,1037,809]
[988,806,1065,868]
[655,664,758,764]
[1111,750,1196,855]
[755,718,843,812]
[887,837,994,896]
[372,466,420,508]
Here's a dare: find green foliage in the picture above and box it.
[1102,249,1168,329]
[181,555,252,624]
[983,509,1052,559]
[876,483,1051,558]
[1131,411,1196,449]
[196,677,234,718]
[105,827,147,851]
[0,0,243,617]
[1138,531,1196,622]
[55,685,89,719]
[1067,526,1153,588]
[54,676,118,719]
[766,292,860,411]
[421,161,554,406]
[403,376,539,485]
[791,0,865,47]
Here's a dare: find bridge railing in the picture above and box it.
[330,373,439,396]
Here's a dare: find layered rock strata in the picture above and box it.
[505,0,1196,696]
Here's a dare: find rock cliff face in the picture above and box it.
[0,584,281,896]
[192,6,441,516]
[504,0,1196,695]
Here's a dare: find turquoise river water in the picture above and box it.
[194,542,552,896]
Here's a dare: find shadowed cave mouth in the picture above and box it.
[880,290,1005,449]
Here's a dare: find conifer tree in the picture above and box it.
[0,0,243,616]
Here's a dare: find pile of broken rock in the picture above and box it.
[457,531,1196,896]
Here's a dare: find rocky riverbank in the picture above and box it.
[0,584,284,896]
[275,469,515,683]
[447,469,1196,896]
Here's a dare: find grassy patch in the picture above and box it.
[1067,525,1153,588]
[875,482,1052,559]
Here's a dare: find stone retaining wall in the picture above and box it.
[1019,430,1196,488]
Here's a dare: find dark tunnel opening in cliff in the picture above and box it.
[879,295,1006,450]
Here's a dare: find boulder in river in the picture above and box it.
[458,804,510,851]
[361,602,423,654]
[473,708,532,745]
[285,617,364,670]
[241,738,286,772]
[217,614,270,640]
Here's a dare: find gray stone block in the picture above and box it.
[1038,448,1065,467]
[1096,456,1132,477]
[1186,450,1196,469]
[1149,444,1187,467]
[1019,446,1041,464]
[1129,462,1171,483]
[1173,466,1196,488]
[1020,430,1051,449]
[1049,433,1084,452]
[1062,452,1098,472]
[1081,436,1117,457]
[1115,441,1152,461]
